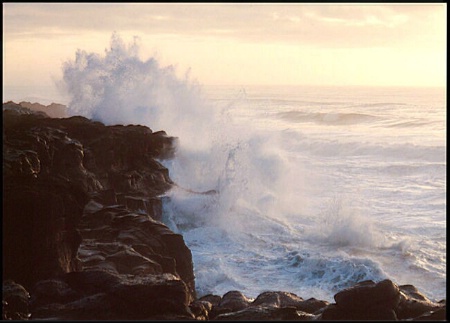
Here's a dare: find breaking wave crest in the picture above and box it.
[60,33,446,302]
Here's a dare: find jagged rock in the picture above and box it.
[52,117,176,196]
[249,290,328,314]
[31,270,193,320]
[4,121,102,192]
[108,273,194,320]
[251,291,286,308]
[2,103,195,320]
[3,110,176,198]
[76,200,196,300]
[30,279,80,309]
[3,103,446,321]
[207,290,252,319]
[317,281,447,321]
[3,101,49,117]
[217,290,252,312]
[413,307,446,321]
[116,194,163,220]
[3,114,94,289]
[214,305,315,321]
[198,294,222,307]
[31,292,114,320]
[209,291,327,320]
[3,176,87,288]
[19,101,67,118]
[2,281,31,320]
[298,297,330,314]
[190,300,213,320]
[334,279,401,310]
[320,279,401,320]
[396,284,446,320]
[320,303,398,320]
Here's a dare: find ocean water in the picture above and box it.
[60,36,446,303]
[161,85,446,302]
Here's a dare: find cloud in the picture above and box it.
[3,3,446,89]
[3,3,445,50]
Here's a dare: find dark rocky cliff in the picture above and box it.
[2,102,446,321]
[3,102,195,319]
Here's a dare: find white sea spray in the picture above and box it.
[61,34,446,302]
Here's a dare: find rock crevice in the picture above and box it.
[2,103,446,321]
[3,104,195,320]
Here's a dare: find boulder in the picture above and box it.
[214,306,315,321]
[297,297,330,314]
[108,273,194,320]
[217,290,252,312]
[319,280,447,321]
[30,279,80,309]
[189,300,213,320]
[320,279,401,320]
[2,280,31,320]
[76,202,196,300]
[396,284,446,320]
[31,270,194,320]
[251,291,285,308]
[413,307,446,321]
[320,303,398,321]
[250,291,328,314]
[334,279,401,310]
[198,294,222,307]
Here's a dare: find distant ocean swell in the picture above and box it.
[60,34,446,302]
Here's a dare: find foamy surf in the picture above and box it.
[61,34,446,303]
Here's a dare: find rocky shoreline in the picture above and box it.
[2,101,446,320]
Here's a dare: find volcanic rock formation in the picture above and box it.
[2,102,446,321]
[3,103,195,320]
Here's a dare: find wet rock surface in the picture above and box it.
[2,281,31,320]
[318,279,446,321]
[3,104,193,320]
[2,103,446,320]
[188,282,445,321]
[29,271,193,320]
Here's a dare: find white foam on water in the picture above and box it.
[60,34,446,302]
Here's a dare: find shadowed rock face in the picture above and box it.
[76,199,196,300]
[3,111,91,286]
[205,290,329,321]
[2,103,446,321]
[3,104,194,319]
[18,101,67,118]
[29,271,193,320]
[318,279,446,321]
[2,280,31,320]
[396,284,446,320]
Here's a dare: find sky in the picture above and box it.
[2,3,447,103]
